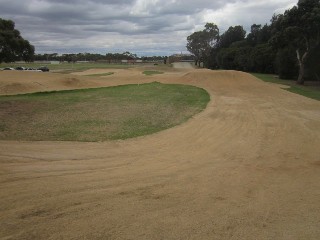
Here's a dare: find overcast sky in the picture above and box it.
[0,0,297,56]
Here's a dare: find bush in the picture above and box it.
[249,44,276,73]
[306,45,320,81]
[275,47,298,79]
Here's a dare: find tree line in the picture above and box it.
[187,0,320,84]
[34,52,167,63]
[34,52,137,62]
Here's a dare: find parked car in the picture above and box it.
[37,66,49,72]
[15,66,26,70]
[3,67,15,70]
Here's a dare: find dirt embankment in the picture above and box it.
[0,68,173,95]
[0,71,102,95]
[0,68,320,240]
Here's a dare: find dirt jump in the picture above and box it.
[0,67,319,239]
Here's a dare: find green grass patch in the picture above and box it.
[0,82,210,141]
[251,73,320,101]
[84,72,114,77]
[143,70,164,76]
[251,73,283,84]
[286,85,320,101]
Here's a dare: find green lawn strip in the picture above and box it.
[286,85,320,101]
[251,73,286,84]
[251,73,320,101]
[143,70,164,76]
[84,72,114,77]
[1,63,172,74]
[0,63,133,73]
[0,82,210,141]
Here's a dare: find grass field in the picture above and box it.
[0,62,138,73]
[0,62,172,75]
[0,82,209,141]
[251,73,320,101]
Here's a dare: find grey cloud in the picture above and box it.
[0,0,297,55]
[44,0,135,4]
[143,0,236,15]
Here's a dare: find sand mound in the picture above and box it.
[182,70,256,81]
[0,83,34,95]
[0,71,109,95]
[60,77,82,87]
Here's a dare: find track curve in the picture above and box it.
[1,69,320,239]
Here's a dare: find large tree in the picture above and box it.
[217,25,246,49]
[247,24,272,46]
[186,31,204,66]
[186,23,219,67]
[214,23,275,72]
[270,0,320,84]
[0,18,35,63]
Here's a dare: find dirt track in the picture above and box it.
[0,68,320,239]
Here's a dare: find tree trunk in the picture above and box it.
[296,49,308,85]
[297,64,305,85]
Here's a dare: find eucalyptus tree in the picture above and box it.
[270,0,320,84]
[187,23,219,67]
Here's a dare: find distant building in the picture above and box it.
[168,53,194,63]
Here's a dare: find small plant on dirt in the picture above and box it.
[84,72,114,77]
[142,71,164,76]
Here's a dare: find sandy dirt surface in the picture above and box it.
[0,68,320,239]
